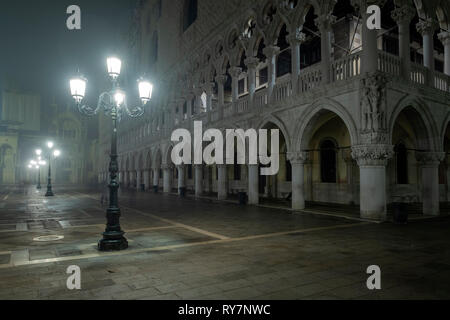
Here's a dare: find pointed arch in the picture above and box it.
[389,95,439,151]
[294,98,358,151]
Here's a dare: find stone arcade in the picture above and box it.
[96,0,450,221]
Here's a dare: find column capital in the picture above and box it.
[244,57,260,70]
[262,45,280,58]
[287,152,309,165]
[391,5,416,25]
[438,32,450,46]
[351,144,394,166]
[215,74,228,85]
[287,29,307,46]
[193,87,204,96]
[416,18,438,36]
[229,67,242,78]
[203,81,215,94]
[314,14,336,32]
[415,151,445,166]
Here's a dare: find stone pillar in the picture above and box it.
[215,75,227,119]
[244,57,260,104]
[315,14,336,83]
[263,45,280,100]
[186,95,193,120]
[438,32,450,76]
[248,164,259,205]
[163,165,171,193]
[204,82,214,122]
[217,164,227,200]
[124,171,129,187]
[204,166,211,194]
[193,87,203,114]
[416,19,437,71]
[153,168,160,190]
[177,165,186,195]
[345,156,355,204]
[352,145,394,221]
[287,29,306,95]
[288,152,308,210]
[360,5,379,74]
[416,152,445,216]
[195,165,203,197]
[391,5,415,79]
[417,18,437,86]
[143,170,149,191]
[136,171,142,191]
[229,67,242,114]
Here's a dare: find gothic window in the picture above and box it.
[320,140,337,183]
[395,143,408,184]
[276,24,291,77]
[183,0,197,31]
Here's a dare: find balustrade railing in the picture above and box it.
[254,88,268,108]
[331,52,361,82]
[378,51,401,76]
[223,102,233,118]
[237,95,249,113]
[298,64,322,93]
[411,63,426,85]
[434,72,450,92]
[273,75,292,102]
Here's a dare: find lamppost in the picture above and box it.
[44,142,61,197]
[69,56,153,251]
[30,157,46,189]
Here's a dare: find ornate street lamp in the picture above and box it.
[44,142,61,197]
[69,56,153,251]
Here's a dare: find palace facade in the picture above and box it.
[97,0,450,221]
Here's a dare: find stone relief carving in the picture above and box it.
[351,144,394,166]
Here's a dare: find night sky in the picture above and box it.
[0,0,137,107]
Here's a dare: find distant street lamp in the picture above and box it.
[69,56,153,251]
[44,142,61,197]
[29,157,46,190]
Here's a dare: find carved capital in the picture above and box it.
[314,14,336,32]
[263,45,280,58]
[287,29,307,46]
[244,57,260,70]
[287,152,309,165]
[416,19,438,36]
[415,152,445,166]
[391,5,416,25]
[438,32,450,46]
[352,144,394,166]
[229,67,242,78]
[215,75,228,85]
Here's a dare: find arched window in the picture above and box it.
[320,140,337,183]
[395,143,408,184]
[183,0,197,31]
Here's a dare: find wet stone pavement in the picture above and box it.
[0,186,449,300]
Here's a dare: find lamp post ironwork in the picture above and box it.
[69,56,153,251]
[45,142,61,197]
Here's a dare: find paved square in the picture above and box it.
[0,187,449,300]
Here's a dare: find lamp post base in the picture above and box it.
[98,234,128,251]
[45,190,54,197]
[37,185,42,190]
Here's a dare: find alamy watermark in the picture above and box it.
[66,5,81,30]
[171,121,280,176]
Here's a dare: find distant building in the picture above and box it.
[0,82,98,186]
[97,0,450,221]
